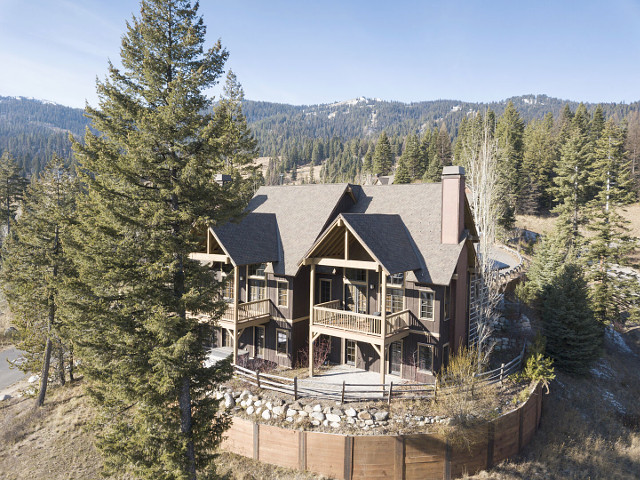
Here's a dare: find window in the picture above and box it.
[222,273,234,301]
[444,286,450,321]
[276,329,288,356]
[248,263,266,278]
[442,343,450,369]
[386,272,404,286]
[419,291,434,320]
[417,343,433,372]
[345,268,366,283]
[255,326,265,358]
[319,279,332,303]
[345,283,367,313]
[277,280,288,307]
[345,340,356,365]
[249,279,265,301]
[385,288,404,314]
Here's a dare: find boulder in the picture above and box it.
[0,394,10,402]
[291,401,303,410]
[27,375,38,384]
[286,409,297,417]
[304,405,315,413]
[298,410,309,418]
[325,413,341,423]
[223,393,235,409]
[310,411,325,422]
[262,410,271,420]
[330,422,341,429]
[313,404,323,412]
[357,411,372,421]
[246,406,255,415]
[374,411,389,422]
[345,408,357,417]
[272,406,285,416]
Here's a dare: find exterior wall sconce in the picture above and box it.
[370,284,375,290]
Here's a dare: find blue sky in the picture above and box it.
[1,0,639,108]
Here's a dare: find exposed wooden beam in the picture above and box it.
[309,263,316,378]
[310,325,385,345]
[303,258,379,270]
[188,252,230,264]
[233,265,240,364]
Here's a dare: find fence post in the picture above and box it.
[388,381,393,405]
[256,370,261,389]
[341,380,346,404]
[434,378,438,401]
[294,376,298,400]
[499,363,505,387]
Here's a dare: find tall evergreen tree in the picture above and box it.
[401,134,422,180]
[0,151,27,238]
[495,101,524,229]
[1,158,77,407]
[67,2,247,478]
[393,155,411,184]
[585,119,637,325]
[542,262,602,375]
[372,131,393,175]
[522,113,557,212]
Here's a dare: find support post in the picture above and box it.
[380,269,387,385]
[233,265,240,365]
[309,264,316,378]
[341,380,346,404]
[294,376,298,400]
[499,362,505,387]
[388,381,393,405]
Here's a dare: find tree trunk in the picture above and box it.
[179,376,197,480]
[57,342,65,386]
[68,346,75,382]
[36,337,53,408]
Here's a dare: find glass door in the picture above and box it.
[389,341,402,375]
[345,340,356,366]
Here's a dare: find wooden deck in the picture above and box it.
[312,300,410,342]
[218,298,271,329]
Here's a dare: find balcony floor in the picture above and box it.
[303,364,406,388]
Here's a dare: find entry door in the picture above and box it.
[389,341,402,375]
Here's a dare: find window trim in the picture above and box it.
[254,325,265,358]
[419,289,435,321]
[319,278,332,303]
[386,272,405,287]
[417,342,434,373]
[388,340,403,375]
[385,287,405,314]
[276,328,288,357]
[277,280,289,307]
[345,339,357,366]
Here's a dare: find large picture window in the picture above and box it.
[345,283,367,313]
[319,279,332,303]
[419,291,434,320]
[417,343,433,373]
[249,279,265,301]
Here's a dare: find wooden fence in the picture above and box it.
[222,382,543,480]
[232,346,525,404]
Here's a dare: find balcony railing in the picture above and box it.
[312,300,410,338]
[219,298,271,325]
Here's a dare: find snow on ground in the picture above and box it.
[605,327,633,355]
[601,390,626,414]
[590,358,615,379]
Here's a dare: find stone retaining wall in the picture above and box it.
[221,383,543,479]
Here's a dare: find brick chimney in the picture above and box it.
[441,166,465,244]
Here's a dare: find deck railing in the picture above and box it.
[219,298,271,325]
[313,303,411,338]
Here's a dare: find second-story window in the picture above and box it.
[386,288,404,313]
[277,280,288,307]
[419,291,434,320]
[386,272,404,286]
[248,263,266,302]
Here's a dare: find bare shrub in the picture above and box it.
[296,335,331,370]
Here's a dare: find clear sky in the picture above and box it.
[1,0,639,109]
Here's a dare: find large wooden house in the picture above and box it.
[192,166,479,383]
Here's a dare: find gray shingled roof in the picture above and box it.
[344,184,464,285]
[244,184,353,275]
[340,213,422,275]
[213,213,280,267]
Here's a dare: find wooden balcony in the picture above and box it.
[312,300,410,344]
[218,298,271,330]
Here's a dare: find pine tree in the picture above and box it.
[362,143,373,173]
[542,262,602,375]
[401,134,422,180]
[495,101,524,229]
[393,155,411,184]
[66,2,244,478]
[585,119,637,325]
[372,131,393,175]
[435,124,452,167]
[1,158,77,407]
[552,116,593,248]
[0,151,27,238]
[522,113,557,212]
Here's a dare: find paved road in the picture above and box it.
[0,347,27,391]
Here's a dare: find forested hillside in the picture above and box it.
[0,96,86,175]
[2,93,640,182]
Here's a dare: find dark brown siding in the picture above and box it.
[292,266,310,320]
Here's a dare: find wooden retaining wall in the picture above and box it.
[221,383,543,480]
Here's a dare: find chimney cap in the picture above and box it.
[442,165,465,176]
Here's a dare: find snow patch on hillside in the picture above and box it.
[605,327,633,355]
[328,97,366,108]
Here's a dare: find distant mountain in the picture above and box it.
[0,96,87,175]
[2,93,639,174]
[243,94,640,154]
